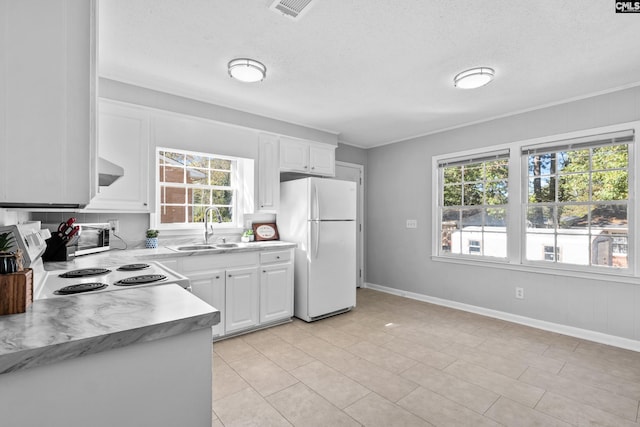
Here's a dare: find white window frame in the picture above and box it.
[153,147,252,234]
[432,120,640,283]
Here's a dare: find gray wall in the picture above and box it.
[366,85,640,342]
[336,142,368,166]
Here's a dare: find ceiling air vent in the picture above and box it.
[269,0,316,20]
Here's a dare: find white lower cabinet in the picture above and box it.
[189,269,225,338]
[259,251,293,324]
[224,266,259,334]
[164,248,293,339]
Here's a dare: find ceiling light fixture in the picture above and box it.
[453,67,495,89]
[228,58,267,83]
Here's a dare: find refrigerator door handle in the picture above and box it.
[312,181,320,220]
[313,221,320,259]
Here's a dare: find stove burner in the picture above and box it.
[117,263,150,271]
[113,274,167,286]
[59,268,111,278]
[54,282,108,295]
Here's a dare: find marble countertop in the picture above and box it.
[45,240,297,270]
[0,285,219,375]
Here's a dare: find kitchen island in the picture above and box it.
[0,284,219,427]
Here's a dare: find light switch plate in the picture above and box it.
[406,219,417,229]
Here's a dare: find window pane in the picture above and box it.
[161,206,185,224]
[211,170,231,186]
[527,206,554,229]
[187,205,207,223]
[592,170,628,201]
[483,232,507,258]
[525,232,556,261]
[528,176,555,203]
[443,184,462,206]
[211,159,232,170]
[486,208,507,227]
[159,165,184,183]
[212,190,233,205]
[557,234,590,265]
[558,174,588,202]
[591,233,629,268]
[485,180,508,205]
[558,149,589,174]
[161,186,185,204]
[528,153,556,176]
[189,188,211,205]
[440,218,458,253]
[185,154,208,168]
[558,205,589,229]
[590,204,627,228]
[485,159,508,180]
[461,208,483,228]
[463,183,483,205]
[592,144,628,171]
[463,163,483,181]
[444,166,462,184]
[186,168,208,185]
[461,231,482,255]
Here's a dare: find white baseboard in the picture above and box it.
[363,282,640,353]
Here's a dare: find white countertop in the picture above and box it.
[0,284,219,375]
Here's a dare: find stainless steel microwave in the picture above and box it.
[73,223,111,256]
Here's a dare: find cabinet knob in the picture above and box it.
[304,165,308,169]
[215,276,220,279]
[228,274,232,278]
[276,256,280,259]
[263,270,266,273]
[311,167,315,170]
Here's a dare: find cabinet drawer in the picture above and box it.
[260,250,291,264]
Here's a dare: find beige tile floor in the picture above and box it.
[211,288,640,426]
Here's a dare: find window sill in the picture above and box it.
[431,255,640,285]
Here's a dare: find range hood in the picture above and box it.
[98,157,124,186]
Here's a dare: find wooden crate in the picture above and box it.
[0,268,33,315]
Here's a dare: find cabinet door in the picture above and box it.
[225,266,259,334]
[189,270,226,338]
[257,134,280,212]
[260,263,293,324]
[309,144,336,176]
[0,0,96,206]
[279,137,309,172]
[85,100,150,212]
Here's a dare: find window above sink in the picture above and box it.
[153,147,254,233]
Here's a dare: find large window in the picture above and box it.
[439,151,509,258]
[158,148,237,227]
[523,131,631,269]
[434,124,637,276]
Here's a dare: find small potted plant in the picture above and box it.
[145,229,159,249]
[0,232,18,274]
[241,229,254,243]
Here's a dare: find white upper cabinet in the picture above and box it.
[279,136,335,177]
[257,134,280,212]
[0,0,96,207]
[85,100,150,212]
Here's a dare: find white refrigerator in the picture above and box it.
[278,177,357,321]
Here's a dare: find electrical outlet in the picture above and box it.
[515,287,524,299]
[108,219,120,234]
[406,219,417,229]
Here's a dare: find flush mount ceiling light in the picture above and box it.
[453,67,495,89]
[228,58,267,83]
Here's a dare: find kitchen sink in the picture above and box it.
[173,245,218,251]
[215,243,239,248]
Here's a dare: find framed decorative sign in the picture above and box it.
[252,223,279,241]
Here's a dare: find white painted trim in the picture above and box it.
[363,281,640,353]
[335,161,365,287]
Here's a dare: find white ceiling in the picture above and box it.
[99,0,640,148]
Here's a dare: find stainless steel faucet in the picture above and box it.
[204,206,223,244]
